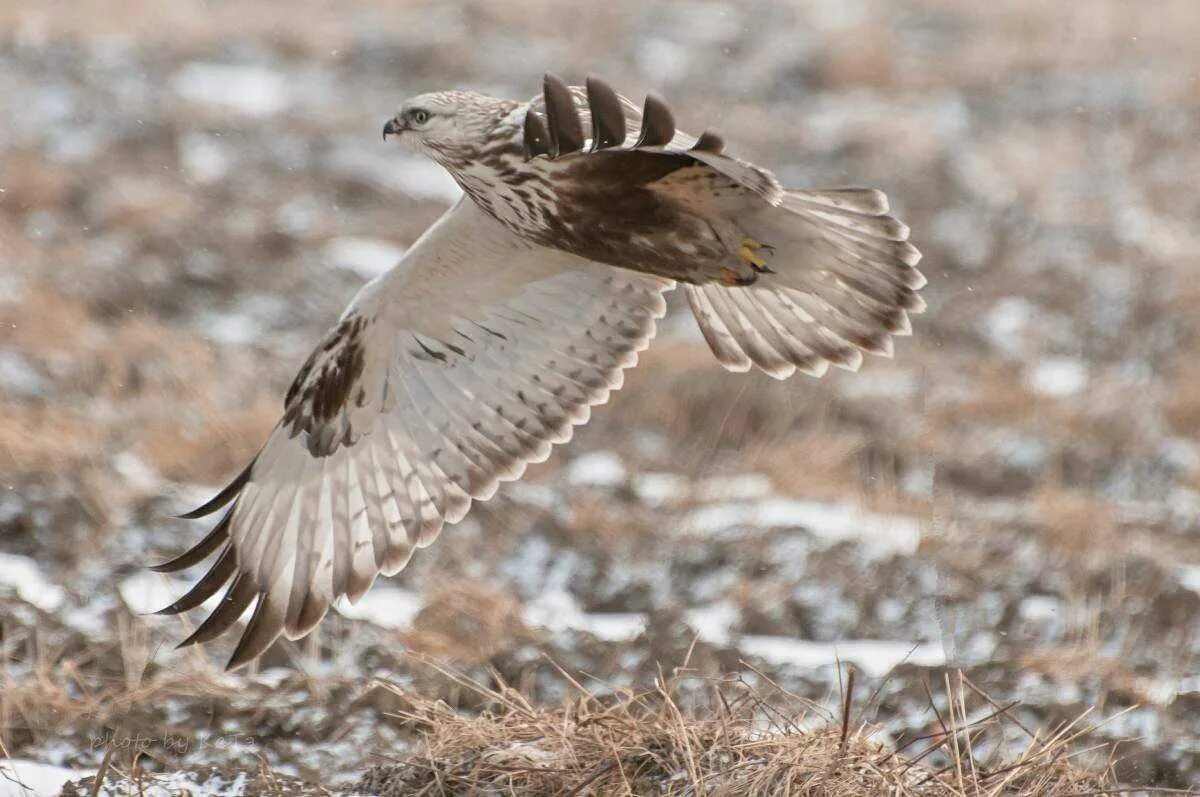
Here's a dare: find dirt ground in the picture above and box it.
[1,0,1198,793]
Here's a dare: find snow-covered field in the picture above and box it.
[1,0,1198,792]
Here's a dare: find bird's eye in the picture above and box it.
[411,109,430,125]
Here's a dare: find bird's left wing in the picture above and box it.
[155,198,671,668]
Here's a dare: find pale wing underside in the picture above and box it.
[158,200,672,668]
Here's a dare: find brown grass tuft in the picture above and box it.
[357,665,1119,796]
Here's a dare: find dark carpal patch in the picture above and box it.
[282,314,369,457]
[533,151,724,279]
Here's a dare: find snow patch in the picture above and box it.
[837,370,917,400]
[113,451,161,494]
[334,586,422,630]
[253,667,294,688]
[523,589,645,641]
[178,133,231,183]
[685,601,740,645]
[636,38,691,83]
[196,311,262,347]
[577,612,646,642]
[1179,565,1200,596]
[505,483,558,510]
[632,472,689,507]
[566,451,626,488]
[1027,357,1089,397]
[172,63,290,117]
[984,297,1035,355]
[62,594,116,637]
[740,637,946,678]
[0,553,65,612]
[686,500,921,557]
[0,759,89,797]
[1017,595,1061,623]
[695,473,773,502]
[0,349,46,398]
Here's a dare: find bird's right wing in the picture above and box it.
[155,198,671,668]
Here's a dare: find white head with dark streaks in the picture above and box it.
[383,90,521,172]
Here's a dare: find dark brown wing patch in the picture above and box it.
[282,314,369,457]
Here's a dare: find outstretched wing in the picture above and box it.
[523,74,783,205]
[155,199,672,668]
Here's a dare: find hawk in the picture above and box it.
[155,74,925,668]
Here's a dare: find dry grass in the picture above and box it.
[401,582,533,664]
[0,280,279,515]
[1164,360,1200,439]
[1029,485,1123,563]
[358,662,1123,796]
[0,637,1151,796]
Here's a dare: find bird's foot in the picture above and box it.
[720,267,759,287]
[737,237,775,272]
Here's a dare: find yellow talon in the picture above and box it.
[738,237,771,270]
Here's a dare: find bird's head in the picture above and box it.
[383,90,518,169]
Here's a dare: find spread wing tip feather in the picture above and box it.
[174,461,254,520]
[584,74,626,151]
[149,509,231,572]
[174,573,255,649]
[542,72,585,156]
[155,544,236,615]
[634,92,675,148]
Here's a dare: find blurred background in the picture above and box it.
[1,0,1198,790]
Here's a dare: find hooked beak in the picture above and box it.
[382,116,404,141]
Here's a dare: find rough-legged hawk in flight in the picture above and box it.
[154,74,926,668]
